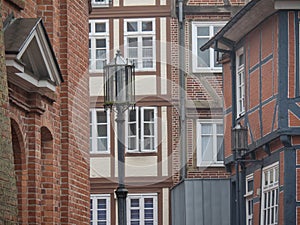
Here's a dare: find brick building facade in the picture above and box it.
[0,0,90,224]
[171,0,246,224]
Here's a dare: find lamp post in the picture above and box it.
[103,50,135,225]
[231,123,248,225]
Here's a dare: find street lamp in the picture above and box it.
[232,123,248,159]
[103,50,135,225]
[231,122,248,225]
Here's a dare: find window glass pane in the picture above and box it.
[130,209,140,219]
[97,111,106,123]
[129,124,136,135]
[143,60,153,68]
[97,139,107,151]
[129,48,138,59]
[89,23,91,33]
[144,137,154,150]
[128,137,136,150]
[129,110,136,121]
[144,123,154,136]
[197,27,209,36]
[217,137,223,161]
[145,222,153,225]
[142,21,153,31]
[216,124,223,134]
[144,209,153,219]
[96,39,106,48]
[131,199,139,207]
[144,198,153,208]
[128,38,138,47]
[239,53,244,66]
[95,23,106,33]
[247,179,254,192]
[96,50,106,60]
[97,125,107,136]
[144,109,154,121]
[197,38,210,67]
[201,124,212,134]
[127,21,138,32]
[142,37,153,47]
[143,48,153,58]
[202,136,213,161]
[97,211,106,220]
[131,222,139,225]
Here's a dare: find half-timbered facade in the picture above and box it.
[89,1,173,224]
[202,0,300,224]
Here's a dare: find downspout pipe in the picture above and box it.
[178,0,186,180]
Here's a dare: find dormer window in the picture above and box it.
[4,18,62,93]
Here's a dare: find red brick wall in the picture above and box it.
[1,0,90,224]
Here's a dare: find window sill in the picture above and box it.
[192,68,223,74]
[125,151,157,156]
[90,152,111,157]
[197,163,225,168]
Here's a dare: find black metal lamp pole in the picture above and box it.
[103,50,135,225]
[115,104,128,225]
[232,123,248,225]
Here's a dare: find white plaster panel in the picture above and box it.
[123,0,155,6]
[163,188,169,225]
[90,157,111,178]
[160,0,167,5]
[90,77,103,96]
[161,107,168,176]
[125,156,157,177]
[160,18,168,95]
[135,75,157,95]
[113,19,119,50]
[113,0,119,6]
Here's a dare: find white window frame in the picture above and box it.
[236,47,245,117]
[89,19,109,72]
[90,194,111,225]
[196,119,224,167]
[91,0,110,7]
[127,193,158,225]
[192,21,226,73]
[260,162,279,225]
[125,106,158,153]
[245,174,254,225]
[90,108,110,154]
[124,18,156,71]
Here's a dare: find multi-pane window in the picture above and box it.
[90,195,110,225]
[236,48,245,117]
[192,22,225,72]
[196,120,224,167]
[89,20,109,72]
[245,174,254,225]
[90,109,110,153]
[91,0,110,7]
[124,19,156,70]
[127,194,158,225]
[126,107,157,152]
[261,163,279,225]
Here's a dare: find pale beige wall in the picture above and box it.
[123,0,155,6]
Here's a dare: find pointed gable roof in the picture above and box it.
[4,18,63,93]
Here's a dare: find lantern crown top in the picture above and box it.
[106,49,133,66]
